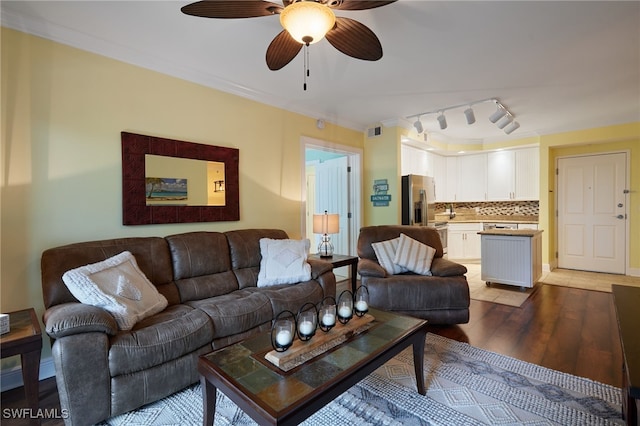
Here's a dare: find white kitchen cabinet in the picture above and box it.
[432,153,446,202]
[487,150,515,200]
[444,156,458,201]
[447,222,482,260]
[456,154,487,201]
[514,147,539,200]
[401,144,432,177]
[485,147,539,201]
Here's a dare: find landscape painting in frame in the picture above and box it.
[146,177,188,204]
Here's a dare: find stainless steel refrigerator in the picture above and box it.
[401,174,436,226]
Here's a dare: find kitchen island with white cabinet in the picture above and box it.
[478,229,543,289]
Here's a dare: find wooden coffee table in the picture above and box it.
[198,308,428,426]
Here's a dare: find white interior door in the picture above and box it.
[315,156,349,255]
[557,153,627,274]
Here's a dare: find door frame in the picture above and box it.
[300,136,363,256]
[555,150,630,274]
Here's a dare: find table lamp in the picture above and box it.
[313,210,339,257]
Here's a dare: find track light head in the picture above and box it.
[496,113,513,129]
[489,105,507,123]
[504,120,520,134]
[464,107,475,125]
[413,117,424,134]
[437,113,447,130]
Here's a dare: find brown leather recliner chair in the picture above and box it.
[357,225,470,324]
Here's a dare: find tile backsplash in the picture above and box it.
[435,201,539,217]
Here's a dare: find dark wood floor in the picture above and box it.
[1,284,622,426]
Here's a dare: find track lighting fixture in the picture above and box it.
[464,107,475,125]
[489,104,507,123]
[504,120,520,134]
[437,112,447,130]
[406,98,520,136]
[413,117,424,133]
[496,112,513,129]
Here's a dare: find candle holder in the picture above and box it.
[271,310,295,352]
[337,290,353,324]
[317,296,337,332]
[296,303,318,341]
[354,285,369,317]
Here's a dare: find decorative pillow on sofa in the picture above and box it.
[258,238,312,287]
[393,233,436,276]
[62,251,168,331]
[371,237,409,276]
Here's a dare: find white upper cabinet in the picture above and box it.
[401,144,429,176]
[514,147,539,200]
[487,150,515,200]
[445,156,458,201]
[456,154,487,201]
[402,144,539,202]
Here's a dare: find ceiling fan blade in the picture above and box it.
[266,30,303,70]
[325,17,383,61]
[181,1,282,19]
[327,0,397,11]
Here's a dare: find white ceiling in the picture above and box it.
[2,1,639,146]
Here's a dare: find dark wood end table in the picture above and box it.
[308,253,359,293]
[612,284,640,426]
[0,308,43,425]
[198,308,428,426]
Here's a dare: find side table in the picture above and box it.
[308,253,359,293]
[0,308,43,424]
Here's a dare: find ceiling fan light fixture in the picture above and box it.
[280,2,336,45]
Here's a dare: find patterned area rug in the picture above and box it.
[100,333,623,425]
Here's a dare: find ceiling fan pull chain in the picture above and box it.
[303,44,309,91]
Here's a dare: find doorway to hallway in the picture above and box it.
[302,137,362,262]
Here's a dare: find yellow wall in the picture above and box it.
[1,28,362,362]
[363,126,402,225]
[538,124,640,270]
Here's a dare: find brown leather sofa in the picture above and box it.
[41,229,335,426]
[357,225,470,325]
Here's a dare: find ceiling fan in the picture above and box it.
[181,0,397,71]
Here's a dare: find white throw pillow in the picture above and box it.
[371,237,409,275]
[62,251,168,330]
[393,233,436,276]
[258,238,312,287]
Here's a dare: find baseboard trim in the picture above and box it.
[628,267,640,277]
[1,357,56,392]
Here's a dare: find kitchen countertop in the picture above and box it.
[434,213,538,224]
[477,229,543,237]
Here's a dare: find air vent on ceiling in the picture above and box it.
[367,126,382,138]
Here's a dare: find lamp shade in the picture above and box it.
[313,212,339,234]
[280,2,336,45]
